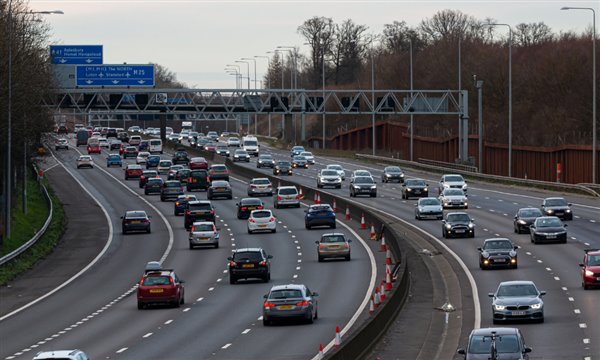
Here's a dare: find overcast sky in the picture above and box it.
[31,0,598,89]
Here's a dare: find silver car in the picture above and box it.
[157,160,173,174]
[489,280,545,323]
[274,186,300,208]
[76,155,94,169]
[188,221,219,249]
[317,170,342,189]
[326,164,346,180]
[247,178,273,196]
[262,284,318,325]
[350,169,372,183]
[316,233,352,261]
[415,197,443,220]
[439,174,468,194]
[300,151,315,164]
[438,188,468,209]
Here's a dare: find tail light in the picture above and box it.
[191,226,195,232]
[296,300,309,307]
[319,244,324,249]
[229,261,236,267]
[188,177,193,182]
[277,196,281,201]
[169,277,174,284]
[249,218,255,223]
[259,260,267,266]
[295,195,299,200]
[179,187,183,192]
[186,211,191,215]
[267,184,272,188]
[258,205,264,209]
[241,206,247,211]
[142,218,150,223]
[264,302,275,308]
[269,217,275,222]
[210,209,215,214]
[175,202,180,206]
[345,243,349,249]
[206,176,210,182]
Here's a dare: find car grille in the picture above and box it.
[449,185,462,189]
[451,225,469,231]
[506,305,530,310]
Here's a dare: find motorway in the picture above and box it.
[1,134,599,360]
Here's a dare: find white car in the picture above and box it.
[136,151,151,164]
[76,155,94,168]
[438,188,468,209]
[326,164,346,180]
[317,169,342,189]
[98,137,109,148]
[189,221,219,249]
[157,160,173,174]
[33,349,90,360]
[227,137,241,147]
[439,174,468,194]
[350,169,372,183]
[300,151,315,164]
[247,209,277,234]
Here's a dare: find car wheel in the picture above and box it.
[331,223,336,229]
[189,243,194,250]
[538,317,544,323]
[583,284,590,290]
[263,317,270,326]
[173,299,180,308]
[306,224,311,230]
[314,309,318,320]
[137,301,144,310]
[272,228,276,233]
[531,235,535,244]
[470,232,475,238]
[479,262,484,269]
[263,275,269,283]
[442,230,445,238]
[248,228,252,234]
[345,254,351,261]
[318,256,323,262]
[229,277,236,285]
[122,227,127,234]
[274,203,279,209]
[492,319,499,325]
[415,213,419,220]
[401,193,405,199]
[147,227,151,234]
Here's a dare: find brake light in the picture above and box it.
[258,205,263,209]
[188,177,193,182]
[345,243,349,249]
[296,300,309,307]
[176,202,180,206]
[267,184,272,188]
[277,196,281,201]
[319,244,324,249]
[191,226,195,232]
[206,176,210,182]
[186,211,191,215]
[295,195,299,200]
[269,217,275,222]
[249,218,255,223]
[264,302,276,308]
[251,185,257,188]
[169,277,174,284]
[142,218,150,223]
[229,261,236,267]
[210,209,215,214]
[259,260,267,266]
[241,206,247,211]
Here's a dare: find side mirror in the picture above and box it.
[514,216,518,219]
[263,294,268,299]
[148,215,152,218]
[315,241,320,244]
[179,280,185,284]
[235,203,239,206]
[579,263,584,267]
[120,216,123,219]
[488,293,494,297]
[477,247,482,251]
[227,256,233,261]
[524,347,532,353]
[312,292,319,296]
[304,210,308,213]
[568,203,572,206]
[564,224,568,228]
[441,220,446,224]
[267,255,273,259]
[540,291,546,296]
[347,239,352,243]
[457,349,466,355]
[514,246,519,250]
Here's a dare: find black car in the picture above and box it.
[457,327,532,360]
[257,154,275,168]
[228,248,272,284]
[117,131,129,143]
[160,180,184,202]
[529,216,567,244]
[139,170,159,188]
[121,210,151,234]
[381,166,405,183]
[478,238,518,269]
[207,180,233,200]
[442,212,475,238]
[273,161,293,176]
[187,169,210,191]
[541,197,573,220]
[172,149,190,165]
[175,169,191,184]
[401,179,429,199]
[513,207,543,234]
[236,198,264,219]
[174,194,198,216]
[184,201,216,230]
[144,178,164,195]
[349,176,377,197]
[106,128,118,138]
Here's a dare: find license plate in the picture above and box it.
[149,289,163,293]
[216,188,225,190]
[242,264,254,268]
[329,245,339,249]
[455,229,465,233]
[258,225,267,228]
[546,235,556,239]
[494,259,506,263]
[511,311,526,316]
[200,237,209,241]
[414,190,421,194]
[277,305,293,310]
[131,220,141,224]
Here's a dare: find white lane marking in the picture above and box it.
[143,332,153,338]
[257,316,263,320]
[574,309,581,314]
[223,270,228,273]
[537,260,543,263]
[217,278,222,282]
[583,339,590,344]
[298,252,302,256]
[579,323,587,328]
[297,259,302,263]
[562,287,568,291]
[197,297,204,302]
[222,343,232,349]
[554,277,560,281]
[116,348,128,353]
[584,242,591,246]
[293,274,298,279]
[164,319,173,324]
[183,308,191,312]
[242,329,251,334]
[546,267,552,271]
[590,219,596,223]
[296,246,301,249]
[294,240,299,244]
[526,252,532,255]
[296,266,301,270]
[209,287,215,291]
[568,297,575,302]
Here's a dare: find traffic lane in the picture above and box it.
[0,147,172,359]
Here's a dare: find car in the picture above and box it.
[208,164,230,182]
[273,160,293,176]
[146,155,161,168]
[529,216,567,244]
[184,200,216,229]
[414,197,443,220]
[32,349,90,360]
[129,135,142,146]
[124,164,143,179]
[580,249,600,289]
[513,207,543,234]
[172,149,190,165]
[188,132,199,142]
[457,327,532,360]
[139,170,160,188]
[350,169,373,183]
[148,139,163,154]
[439,174,468,194]
[262,284,318,325]
[247,178,273,196]
[157,159,173,174]
[167,164,186,180]
[128,125,141,133]
[207,180,233,200]
[55,138,69,150]
[317,169,342,189]
[256,154,275,168]
[189,157,209,170]
[248,209,277,234]
[109,139,122,150]
[197,137,210,150]
[290,145,305,157]
[123,146,139,159]
[274,186,300,208]
[76,129,90,146]
[106,128,118,138]
[117,131,129,143]
[76,155,94,168]
[118,143,128,156]
[442,212,475,238]
[300,151,315,164]
[144,178,164,195]
[87,143,101,154]
[381,166,405,183]
[136,151,151,164]
[227,137,241,147]
[215,145,231,157]
[56,124,69,134]
[349,176,377,197]
[236,197,265,219]
[478,238,519,269]
[316,233,351,261]
[187,169,210,191]
[168,133,181,143]
[188,221,219,249]
[137,268,184,309]
[207,130,219,141]
[438,188,468,209]
[541,197,573,220]
[326,164,346,180]
[106,154,122,167]
[292,155,309,168]
[233,149,251,162]
[98,137,110,148]
[401,178,429,199]
[175,168,191,183]
[489,280,545,323]
[174,194,198,215]
[204,143,217,152]
[121,210,151,234]
[305,204,336,229]
[160,180,184,201]
[228,248,272,284]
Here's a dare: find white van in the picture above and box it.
[148,139,163,154]
[242,136,259,156]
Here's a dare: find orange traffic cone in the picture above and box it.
[374,287,381,307]
[380,281,386,302]
[318,343,324,359]
[316,192,321,204]
[385,268,393,291]
[386,249,392,265]
[379,234,387,252]
[334,325,342,348]
[332,198,337,212]
[345,206,351,220]
[360,213,366,229]
[299,187,304,200]
[369,296,375,315]
[370,223,376,240]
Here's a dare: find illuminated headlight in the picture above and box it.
[385,174,391,177]
[400,173,405,177]
[546,209,554,214]
[531,303,543,309]
[423,187,428,192]
[510,258,517,263]
[518,219,527,225]
[468,223,474,228]
[445,224,452,230]
[406,188,413,192]
[565,209,571,213]
[585,269,594,276]
[464,202,468,207]
[370,185,377,189]
[494,305,506,311]
[234,155,239,158]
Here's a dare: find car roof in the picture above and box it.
[33,349,86,359]
[544,197,566,201]
[192,221,215,226]
[443,173,463,178]
[269,284,305,291]
[188,200,212,205]
[125,210,148,217]
[322,232,346,237]
[278,186,297,190]
[469,327,520,336]
[241,197,262,203]
[234,247,264,253]
[483,238,512,243]
[251,177,270,182]
[211,180,230,185]
[499,280,536,286]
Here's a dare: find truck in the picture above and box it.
[242,135,259,156]
[76,129,89,146]
[182,121,193,132]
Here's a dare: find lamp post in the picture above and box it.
[242,58,257,90]
[235,60,251,89]
[561,7,596,184]
[486,23,513,177]
[475,78,484,173]
[226,64,241,88]
[409,39,414,161]
[226,71,239,88]
[369,36,377,156]
[255,55,271,137]
[277,47,297,143]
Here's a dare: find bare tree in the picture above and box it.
[331,19,368,85]
[514,22,554,46]
[298,16,335,87]
[420,9,486,42]
[152,63,185,88]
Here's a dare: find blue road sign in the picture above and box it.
[50,45,103,65]
[76,64,155,87]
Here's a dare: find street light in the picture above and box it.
[474,77,484,173]
[561,7,597,184]
[255,55,271,137]
[235,60,250,89]
[241,58,257,90]
[409,39,414,161]
[486,23,513,177]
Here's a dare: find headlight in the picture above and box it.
[517,219,526,225]
[400,173,405,177]
[443,184,450,189]
[464,202,468,207]
[546,209,554,214]
[468,223,474,228]
[423,187,428,192]
[407,188,413,192]
[509,251,516,257]
[445,224,452,230]
[385,174,391,177]
[565,209,571,213]
[462,184,468,190]
[494,305,506,311]
[531,303,542,309]
[585,269,595,276]
[370,185,377,189]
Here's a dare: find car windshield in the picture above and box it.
[269,289,303,299]
[447,213,471,222]
[277,161,291,167]
[328,165,342,170]
[588,255,600,266]
[355,177,374,184]
[537,218,562,227]
[244,140,258,146]
[310,205,332,212]
[191,157,206,162]
[420,198,440,206]
[445,175,464,182]
[170,165,184,171]
[212,181,229,187]
[386,167,401,173]
[279,188,297,195]
[159,161,171,166]
[252,179,271,185]
[545,198,568,206]
[321,235,345,243]
[188,203,212,211]
[235,150,247,154]
[126,211,147,218]
[484,240,513,250]
[444,189,464,196]
[108,155,120,160]
[233,251,263,261]
[406,180,425,186]
[468,334,520,354]
[520,209,542,217]
[259,155,273,160]
[142,276,171,286]
[148,156,160,161]
[252,211,271,218]
[497,284,538,297]
[301,152,313,157]
[295,156,306,160]
[212,165,227,171]
[193,224,214,232]
[355,171,370,176]
[147,179,163,184]
[321,170,338,176]
[242,199,262,205]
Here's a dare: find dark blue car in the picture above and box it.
[146,155,161,169]
[144,178,164,195]
[305,204,336,229]
[106,154,122,167]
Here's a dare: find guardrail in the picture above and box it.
[418,158,479,173]
[0,165,54,266]
[357,153,600,198]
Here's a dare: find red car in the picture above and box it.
[87,144,101,154]
[204,144,217,152]
[125,164,143,180]
[137,268,185,309]
[119,144,128,156]
[189,157,209,170]
[580,249,600,289]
